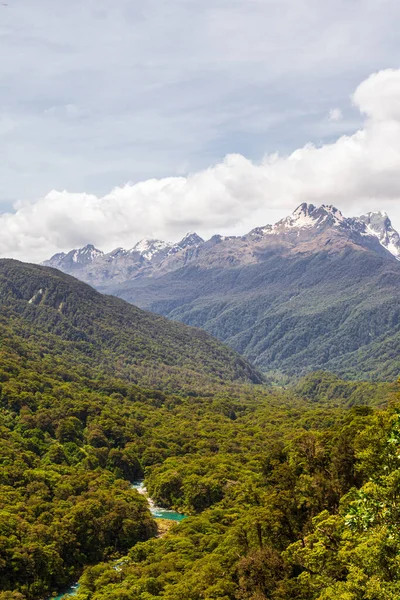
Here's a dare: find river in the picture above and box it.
[49,480,185,599]
[52,585,79,600]
[131,480,186,522]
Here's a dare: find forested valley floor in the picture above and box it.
[1,326,400,599]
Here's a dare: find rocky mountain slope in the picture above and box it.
[0,259,262,389]
[43,204,400,286]
[43,232,206,287]
[359,211,400,259]
[43,205,400,380]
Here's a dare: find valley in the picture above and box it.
[51,483,184,600]
[0,256,399,599]
[43,204,400,381]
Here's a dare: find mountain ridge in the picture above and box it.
[43,204,400,281]
[41,204,400,381]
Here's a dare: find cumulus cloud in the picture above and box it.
[2,68,400,262]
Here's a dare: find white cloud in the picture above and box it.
[352,68,400,121]
[2,68,400,262]
[329,108,343,121]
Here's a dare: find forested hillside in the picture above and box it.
[0,260,261,390]
[119,247,400,381]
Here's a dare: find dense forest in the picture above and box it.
[0,260,399,599]
[0,260,261,390]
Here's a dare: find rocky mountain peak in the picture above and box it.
[70,244,104,264]
[47,251,66,262]
[108,247,128,259]
[43,244,103,269]
[278,203,345,229]
[359,211,400,259]
[130,239,173,261]
[176,232,204,249]
[248,203,347,238]
[245,203,400,259]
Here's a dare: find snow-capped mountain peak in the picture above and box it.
[278,203,346,229]
[250,203,346,237]
[283,203,319,228]
[246,203,400,259]
[165,232,205,256]
[130,239,173,261]
[42,244,103,269]
[71,244,104,263]
[359,211,400,259]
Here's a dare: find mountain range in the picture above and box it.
[43,205,400,281]
[43,204,400,381]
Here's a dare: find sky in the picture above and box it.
[1,0,400,261]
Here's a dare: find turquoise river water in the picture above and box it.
[49,480,185,599]
[131,480,186,522]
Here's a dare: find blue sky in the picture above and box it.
[1,0,400,259]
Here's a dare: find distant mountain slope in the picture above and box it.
[0,260,262,389]
[42,205,400,381]
[117,247,400,381]
[42,232,205,287]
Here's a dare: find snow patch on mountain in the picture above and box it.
[168,232,205,254]
[359,211,400,259]
[279,203,321,228]
[251,203,347,235]
[280,203,347,229]
[72,244,104,263]
[131,239,173,260]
